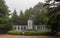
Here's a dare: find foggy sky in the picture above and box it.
[5,0,45,13]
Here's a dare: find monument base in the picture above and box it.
[27,20,33,29]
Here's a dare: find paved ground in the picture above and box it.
[0,34,59,38]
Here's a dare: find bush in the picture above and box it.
[7,30,22,35]
[7,30,54,35]
[23,31,49,35]
[26,29,37,31]
[0,16,13,33]
[23,30,54,35]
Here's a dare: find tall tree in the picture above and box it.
[19,10,26,25]
[0,0,9,16]
[11,9,19,25]
[32,3,46,25]
[44,0,60,35]
[0,0,12,33]
[24,8,32,20]
[23,2,46,25]
[19,10,23,17]
[34,8,46,25]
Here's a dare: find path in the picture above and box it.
[0,34,58,38]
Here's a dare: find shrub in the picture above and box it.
[7,30,22,35]
[26,29,37,31]
[23,31,49,35]
[24,31,55,35]
[0,16,13,33]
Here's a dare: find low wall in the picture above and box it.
[12,25,48,31]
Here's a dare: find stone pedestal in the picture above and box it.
[16,26,18,31]
[28,20,33,29]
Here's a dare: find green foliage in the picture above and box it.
[0,16,13,33]
[34,7,46,25]
[19,10,23,17]
[24,2,46,25]
[44,0,60,35]
[11,2,47,25]
[0,0,12,33]
[0,0,9,16]
[26,29,36,31]
[11,9,27,25]
[11,2,46,25]
[11,9,19,25]
[7,30,22,35]
[0,16,12,29]
[19,10,27,25]
[23,31,51,35]
[7,30,54,35]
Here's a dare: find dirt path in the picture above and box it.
[0,34,57,38]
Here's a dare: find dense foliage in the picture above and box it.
[0,0,12,33]
[0,0,9,16]
[7,30,53,35]
[0,16,13,33]
[7,30,22,35]
[11,3,47,25]
[44,0,60,35]
[22,31,53,35]
[1,0,60,35]
[11,9,19,25]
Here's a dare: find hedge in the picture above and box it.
[23,31,49,35]
[7,30,54,35]
[7,30,22,35]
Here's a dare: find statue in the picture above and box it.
[29,14,35,20]
[28,14,35,29]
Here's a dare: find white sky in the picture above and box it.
[5,0,45,13]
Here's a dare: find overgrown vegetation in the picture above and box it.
[7,30,54,35]
[24,29,56,35]
[0,0,60,35]
[44,0,60,35]
[7,30,22,35]
[0,0,12,33]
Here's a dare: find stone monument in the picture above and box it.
[27,15,34,29]
[28,20,33,29]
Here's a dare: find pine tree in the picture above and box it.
[19,10,27,25]
[19,10,23,17]
[11,9,19,25]
[0,0,9,16]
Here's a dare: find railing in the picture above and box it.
[12,25,47,31]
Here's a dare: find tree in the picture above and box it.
[19,10,23,17]
[0,16,13,33]
[23,2,46,25]
[19,10,26,25]
[32,2,46,25]
[0,0,9,16]
[23,8,32,25]
[34,8,46,25]
[11,9,19,25]
[0,0,12,33]
[44,0,60,35]
[34,10,41,25]
[24,8,32,20]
